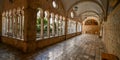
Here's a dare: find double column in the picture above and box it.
[52,15,55,37]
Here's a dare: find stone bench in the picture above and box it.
[102,53,119,60]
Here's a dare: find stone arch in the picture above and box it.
[82,17,100,35]
[17,7,21,15]
[77,22,82,32]
[49,12,55,37]
[44,10,50,18]
[54,14,59,36]
[55,14,58,19]
[85,19,98,25]
[83,17,100,26]
[50,12,54,18]
[37,8,43,18]
[2,11,5,15]
[2,11,6,36]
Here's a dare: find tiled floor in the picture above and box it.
[0,34,106,60]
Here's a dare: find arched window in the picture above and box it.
[68,19,71,34]
[71,12,74,18]
[5,11,9,36]
[77,22,82,32]
[36,10,41,39]
[58,16,62,36]
[2,12,6,36]
[17,8,21,39]
[2,7,24,40]
[62,17,65,35]
[52,1,58,8]
[55,14,58,36]
[21,7,24,40]
[44,11,49,38]
[50,13,55,37]
[8,10,13,37]
[12,9,17,38]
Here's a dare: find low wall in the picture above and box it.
[1,32,81,52]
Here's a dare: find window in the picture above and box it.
[67,19,77,34]
[62,17,65,35]
[2,12,6,36]
[77,22,82,32]
[52,1,58,8]
[55,15,58,36]
[2,7,24,40]
[50,13,55,37]
[68,19,71,34]
[71,12,74,18]
[44,11,49,38]
[58,16,62,36]
[36,10,41,39]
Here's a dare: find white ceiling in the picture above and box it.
[61,0,80,11]
[61,0,106,11]
[61,0,107,21]
[74,1,103,16]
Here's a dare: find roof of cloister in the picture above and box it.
[0,0,119,22]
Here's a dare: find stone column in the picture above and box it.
[76,21,78,35]
[5,14,7,36]
[60,17,63,36]
[52,15,55,37]
[62,18,65,35]
[58,17,60,36]
[47,14,50,38]
[6,13,8,36]
[60,16,62,36]
[11,12,13,37]
[24,8,37,52]
[0,12,2,41]
[56,16,59,36]
[12,14,15,37]
[40,11,44,39]
[20,11,24,39]
[8,14,10,37]
[14,13,18,38]
[65,18,68,39]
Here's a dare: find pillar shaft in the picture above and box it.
[0,12,2,41]
[52,17,55,36]
[24,8,37,52]
[65,18,68,39]
[47,17,50,38]
[41,16,44,39]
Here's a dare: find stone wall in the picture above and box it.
[82,25,100,35]
[103,3,120,59]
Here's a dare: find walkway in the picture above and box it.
[0,34,106,60]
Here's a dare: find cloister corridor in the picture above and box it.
[0,34,105,60]
[0,0,120,60]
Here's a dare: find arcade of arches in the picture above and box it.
[0,0,120,60]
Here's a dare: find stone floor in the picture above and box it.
[0,34,106,60]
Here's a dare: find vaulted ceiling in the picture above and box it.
[61,0,107,11]
[0,0,119,22]
[61,0,108,22]
[61,0,119,22]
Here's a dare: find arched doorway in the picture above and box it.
[82,17,100,35]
